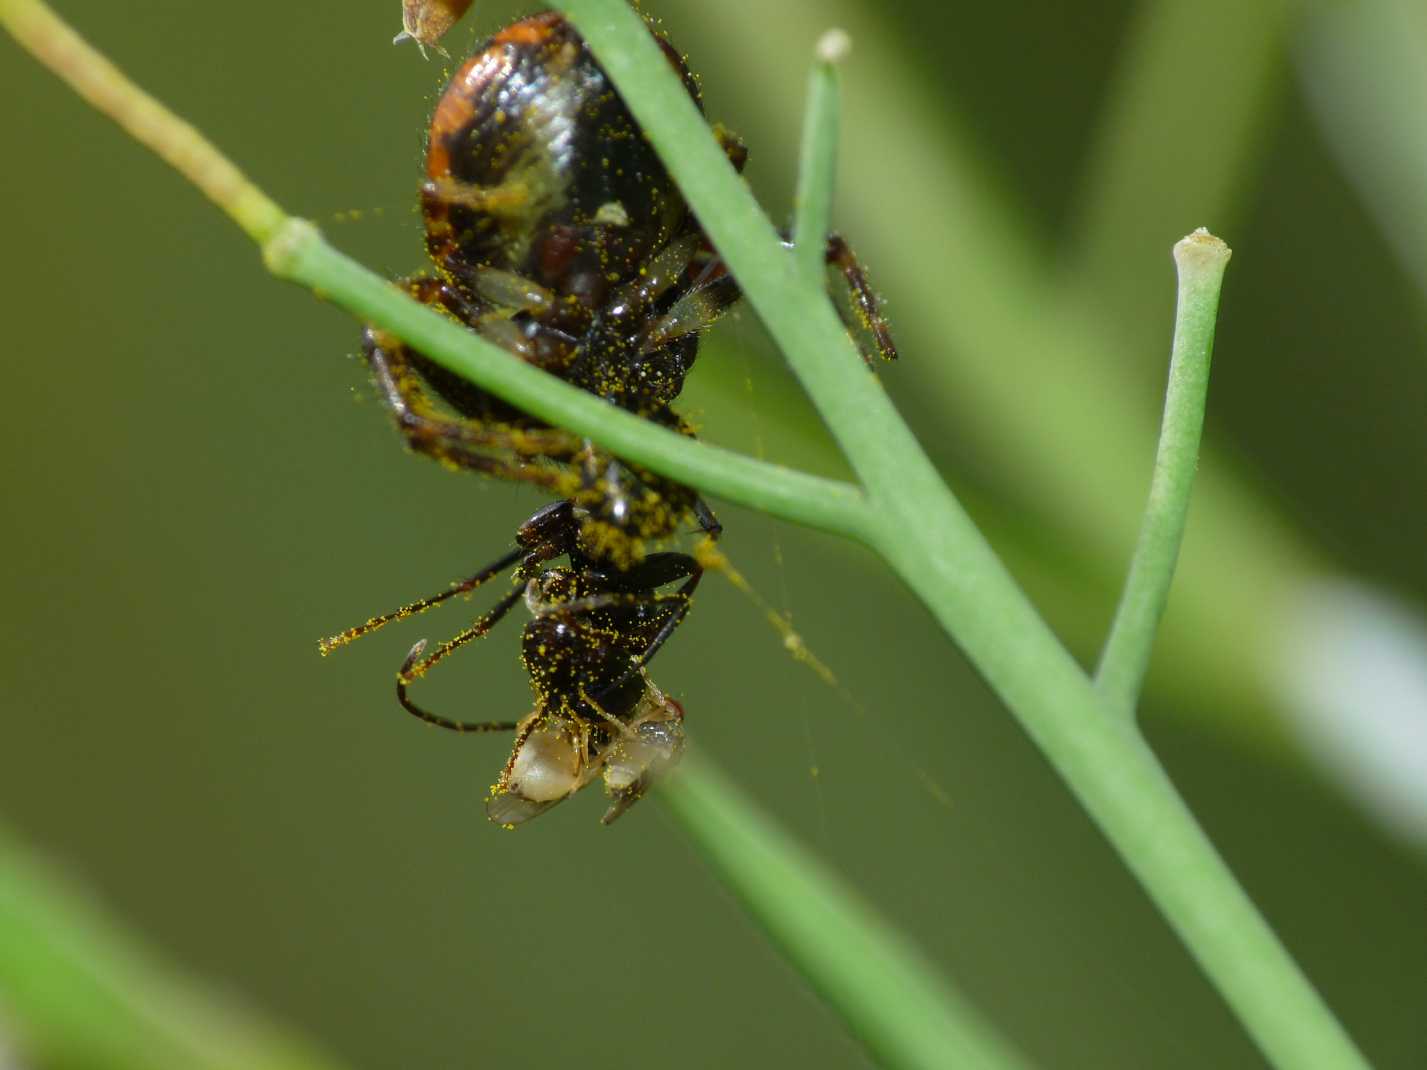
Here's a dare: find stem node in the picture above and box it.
[261,218,320,278]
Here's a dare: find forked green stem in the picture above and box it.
[0,821,340,1070]
[561,4,1368,1068]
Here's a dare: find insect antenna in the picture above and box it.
[397,584,525,685]
[318,544,524,655]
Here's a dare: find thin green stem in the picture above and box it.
[1096,231,1231,714]
[873,506,1369,1070]
[0,0,283,243]
[791,30,849,281]
[268,225,874,540]
[661,758,1033,1070]
[0,822,343,1070]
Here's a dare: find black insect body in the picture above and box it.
[365,12,733,558]
[365,10,894,557]
[324,500,697,825]
[335,12,897,825]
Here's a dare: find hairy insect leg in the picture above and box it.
[394,584,526,732]
[363,322,579,491]
[821,233,898,365]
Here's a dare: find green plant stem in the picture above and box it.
[270,228,874,539]
[663,758,1033,1070]
[561,1,894,496]
[0,0,1372,1067]
[1096,232,1230,714]
[0,0,283,244]
[0,822,343,1070]
[791,30,846,281]
[561,3,1368,1067]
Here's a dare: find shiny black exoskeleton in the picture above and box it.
[398,499,699,726]
[363,11,894,552]
[320,499,698,827]
[364,12,746,551]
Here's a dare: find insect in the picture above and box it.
[324,499,699,825]
[394,0,473,55]
[363,10,895,563]
[331,11,897,825]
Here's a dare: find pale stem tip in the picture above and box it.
[1173,227,1232,273]
[816,28,853,66]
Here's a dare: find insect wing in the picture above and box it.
[485,789,566,828]
[485,713,597,828]
[600,693,687,825]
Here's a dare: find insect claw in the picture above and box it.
[392,29,432,60]
[400,639,429,677]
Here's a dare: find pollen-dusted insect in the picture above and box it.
[323,500,699,826]
[364,10,895,562]
[394,0,473,55]
[329,11,897,826]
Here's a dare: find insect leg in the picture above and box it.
[394,584,526,732]
[822,233,898,365]
[363,326,580,491]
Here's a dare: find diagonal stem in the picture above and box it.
[663,757,1035,1070]
[268,229,875,540]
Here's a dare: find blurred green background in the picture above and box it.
[2,0,1425,1067]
